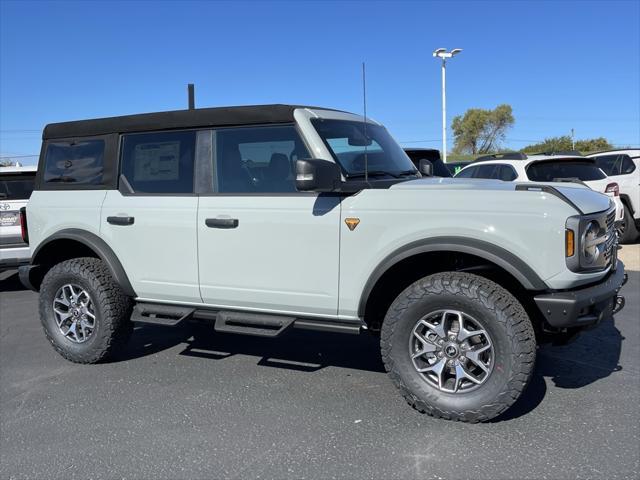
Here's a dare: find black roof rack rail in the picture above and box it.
[531,150,583,157]
[474,152,528,162]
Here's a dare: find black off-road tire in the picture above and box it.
[39,257,133,364]
[619,205,639,244]
[380,272,536,423]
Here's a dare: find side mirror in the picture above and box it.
[295,159,341,192]
[419,159,434,177]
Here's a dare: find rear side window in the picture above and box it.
[592,154,637,176]
[120,131,196,194]
[526,160,606,182]
[0,174,35,200]
[43,140,105,185]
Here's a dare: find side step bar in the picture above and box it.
[214,311,295,337]
[131,303,195,326]
[131,302,364,337]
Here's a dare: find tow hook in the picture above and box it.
[613,295,625,315]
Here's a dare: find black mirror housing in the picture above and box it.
[295,159,342,192]
[419,159,434,177]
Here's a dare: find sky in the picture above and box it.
[1,0,639,164]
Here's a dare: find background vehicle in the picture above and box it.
[587,149,639,243]
[19,105,625,423]
[0,164,36,271]
[454,152,625,224]
[403,148,452,177]
[445,161,472,176]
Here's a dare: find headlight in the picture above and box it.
[582,220,602,265]
[565,209,615,272]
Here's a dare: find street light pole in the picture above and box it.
[433,48,462,163]
[441,57,447,163]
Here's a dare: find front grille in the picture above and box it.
[603,208,617,267]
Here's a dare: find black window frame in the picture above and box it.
[117,129,199,197]
[35,134,118,191]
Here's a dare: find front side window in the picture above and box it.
[43,140,104,185]
[120,131,196,194]
[311,119,417,179]
[0,174,35,200]
[592,154,636,176]
[526,160,606,182]
[215,125,310,193]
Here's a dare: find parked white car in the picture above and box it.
[587,149,639,243]
[454,152,625,224]
[0,164,37,271]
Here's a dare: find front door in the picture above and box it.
[197,125,341,317]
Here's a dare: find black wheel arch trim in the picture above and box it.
[620,193,635,216]
[357,236,548,317]
[31,228,136,297]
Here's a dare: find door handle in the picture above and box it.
[205,218,239,229]
[107,216,135,226]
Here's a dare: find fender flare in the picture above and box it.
[357,236,548,317]
[32,228,136,297]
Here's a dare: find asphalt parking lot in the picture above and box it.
[1,246,638,480]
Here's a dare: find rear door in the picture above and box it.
[197,125,341,317]
[100,130,200,303]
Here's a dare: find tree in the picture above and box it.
[451,104,514,155]
[521,136,612,154]
[575,137,612,152]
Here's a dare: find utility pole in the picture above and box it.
[571,128,575,150]
[433,48,462,163]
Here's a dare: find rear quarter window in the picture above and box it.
[526,160,606,182]
[592,154,637,176]
[43,140,105,185]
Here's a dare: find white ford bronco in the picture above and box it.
[19,105,627,422]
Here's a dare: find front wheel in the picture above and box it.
[381,272,536,422]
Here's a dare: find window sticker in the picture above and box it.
[133,141,181,181]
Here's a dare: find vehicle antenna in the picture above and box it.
[362,62,368,184]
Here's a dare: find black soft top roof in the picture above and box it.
[43,104,341,140]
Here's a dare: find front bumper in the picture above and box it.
[534,261,626,329]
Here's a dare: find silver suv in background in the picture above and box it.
[1,164,36,271]
[587,149,639,244]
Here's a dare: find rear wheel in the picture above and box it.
[618,205,639,244]
[381,272,536,422]
[39,257,133,363]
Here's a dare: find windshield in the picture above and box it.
[0,174,36,200]
[526,160,606,182]
[311,119,417,177]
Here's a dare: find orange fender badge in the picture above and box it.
[345,218,360,231]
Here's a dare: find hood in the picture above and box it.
[391,178,612,215]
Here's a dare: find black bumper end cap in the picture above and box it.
[18,265,39,292]
[534,261,626,329]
